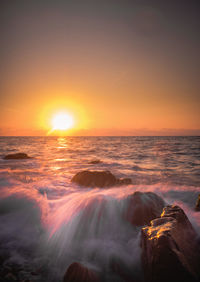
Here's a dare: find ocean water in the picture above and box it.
[0,136,200,281]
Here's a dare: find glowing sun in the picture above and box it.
[51,112,74,131]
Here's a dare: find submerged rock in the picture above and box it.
[119,178,132,185]
[195,194,200,211]
[63,262,100,282]
[3,153,31,160]
[89,160,102,164]
[0,260,41,282]
[125,191,165,226]
[141,205,200,282]
[71,170,132,187]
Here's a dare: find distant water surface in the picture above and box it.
[0,136,200,186]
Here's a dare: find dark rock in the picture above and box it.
[30,271,38,276]
[0,251,10,265]
[71,170,116,187]
[141,205,200,282]
[71,170,132,188]
[4,272,17,281]
[3,153,31,160]
[63,262,100,282]
[89,160,102,164]
[195,194,200,211]
[110,257,141,282]
[125,191,165,226]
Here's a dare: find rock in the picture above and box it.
[141,205,200,282]
[63,262,100,282]
[125,192,165,226]
[3,153,31,160]
[71,170,132,188]
[195,194,200,211]
[110,257,141,282]
[71,170,116,187]
[118,178,132,185]
[4,272,17,281]
[89,160,102,164]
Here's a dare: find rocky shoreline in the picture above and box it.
[1,164,200,282]
[63,203,200,282]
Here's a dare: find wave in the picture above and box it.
[0,181,200,281]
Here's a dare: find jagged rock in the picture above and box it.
[141,205,200,282]
[3,153,31,160]
[71,170,132,187]
[125,192,165,226]
[63,262,100,282]
[195,194,200,211]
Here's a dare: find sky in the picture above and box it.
[0,0,200,136]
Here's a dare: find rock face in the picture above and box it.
[195,194,200,211]
[71,170,132,188]
[141,205,200,282]
[63,262,100,282]
[125,191,165,226]
[3,153,31,160]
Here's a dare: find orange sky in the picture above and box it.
[0,0,200,136]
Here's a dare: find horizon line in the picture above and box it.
[0,135,199,137]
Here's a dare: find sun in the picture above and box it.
[51,112,74,131]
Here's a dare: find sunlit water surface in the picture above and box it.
[0,136,200,281]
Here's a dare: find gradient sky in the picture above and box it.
[0,0,200,135]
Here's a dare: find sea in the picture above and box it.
[0,136,200,281]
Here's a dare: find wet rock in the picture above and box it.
[0,259,40,282]
[71,170,116,187]
[141,205,200,282]
[3,153,31,160]
[195,194,200,211]
[110,257,141,282]
[4,272,17,281]
[63,262,100,282]
[71,170,132,187]
[89,160,102,164]
[125,191,165,226]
